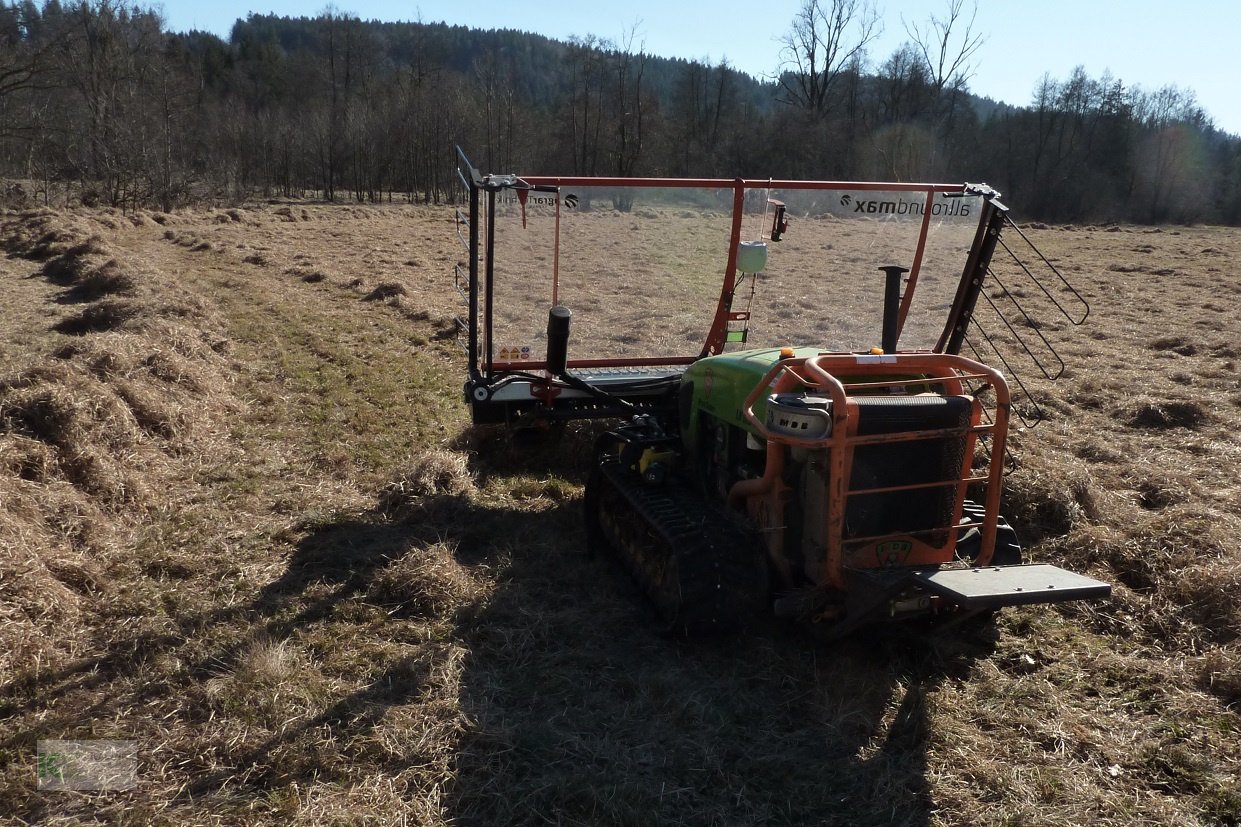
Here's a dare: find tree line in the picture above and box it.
[1,0,1239,224]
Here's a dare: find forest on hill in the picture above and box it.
[1,0,1240,224]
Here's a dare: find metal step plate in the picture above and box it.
[912,564,1111,609]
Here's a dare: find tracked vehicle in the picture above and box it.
[453,149,1110,636]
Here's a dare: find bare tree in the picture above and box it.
[561,35,609,175]
[473,49,517,172]
[777,0,881,115]
[607,28,648,182]
[0,4,61,138]
[670,58,735,176]
[1134,84,1207,221]
[59,0,168,206]
[903,0,984,94]
[876,42,930,123]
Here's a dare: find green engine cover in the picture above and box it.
[680,346,821,452]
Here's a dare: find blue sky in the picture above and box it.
[156,0,1241,136]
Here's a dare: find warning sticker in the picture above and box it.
[496,346,535,363]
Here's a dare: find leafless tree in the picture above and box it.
[0,6,61,138]
[607,28,648,183]
[903,0,984,94]
[777,0,881,115]
[1133,84,1207,221]
[473,49,517,173]
[876,42,930,123]
[562,35,609,175]
[670,58,734,176]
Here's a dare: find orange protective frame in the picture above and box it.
[732,353,1011,590]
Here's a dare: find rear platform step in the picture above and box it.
[911,564,1111,609]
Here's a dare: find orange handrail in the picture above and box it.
[733,353,1011,589]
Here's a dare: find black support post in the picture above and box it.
[879,265,909,354]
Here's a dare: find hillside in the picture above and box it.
[3,3,1241,223]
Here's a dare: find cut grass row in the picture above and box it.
[2,206,1239,826]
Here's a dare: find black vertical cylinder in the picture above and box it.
[878,265,908,354]
[546,305,572,376]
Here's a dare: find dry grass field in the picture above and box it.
[1,200,1239,826]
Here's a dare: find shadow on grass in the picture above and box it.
[439,428,999,826]
[447,553,995,826]
[1,432,995,825]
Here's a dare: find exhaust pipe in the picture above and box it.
[546,305,571,376]
[878,266,908,354]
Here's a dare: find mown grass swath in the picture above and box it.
[0,204,1237,824]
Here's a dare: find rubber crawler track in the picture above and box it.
[958,499,1023,565]
[587,457,765,635]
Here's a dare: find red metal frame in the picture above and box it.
[482,176,975,373]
